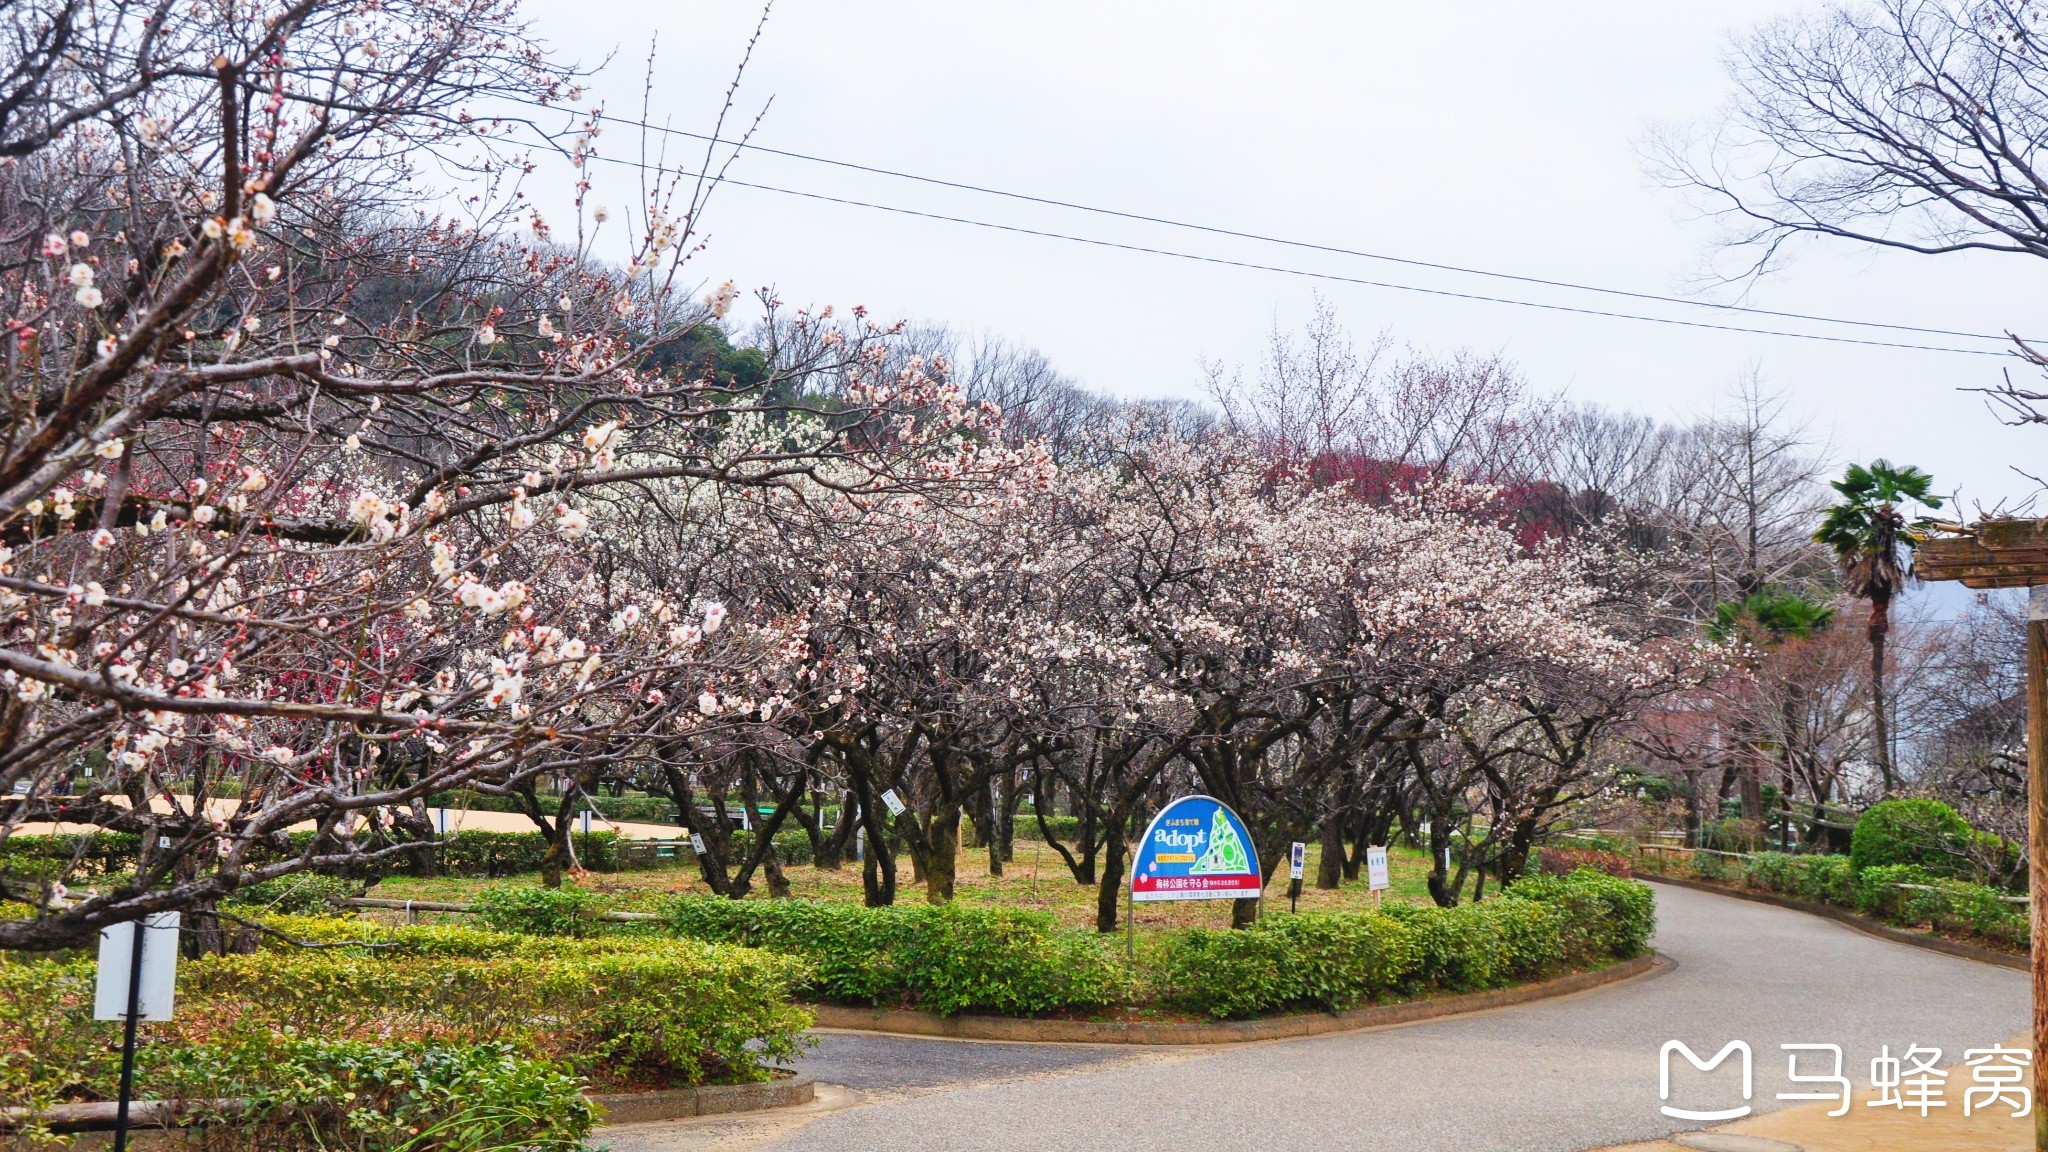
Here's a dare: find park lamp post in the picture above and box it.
[1915,518,2048,1151]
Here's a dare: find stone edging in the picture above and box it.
[807,951,1661,1045]
[589,1072,815,1125]
[1643,874,2026,972]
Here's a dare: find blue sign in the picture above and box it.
[1131,795,1263,902]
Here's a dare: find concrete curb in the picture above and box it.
[807,951,1661,1045]
[587,1072,815,1124]
[1643,874,2026,972]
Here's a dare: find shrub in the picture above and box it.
[1383,901,1508,991]
[1157,924,1304,1019]
[662,896,1129,1016]
[1537,846,1632,878]
[1849,863,2027,947]
[726,827,816,867]
[1155,871,1654,1020]
[1853,862,1936,919]
[146,1038,595,1152]
[1504,868,1654,963]
[424,830,625,877]
[223,872,366,916]
[889,905,1131,1016]
[1013,814,1080,842]
[1157,912,1427,1019]
[1922,879,2029,948]
[0,957,114,1124]
[1735,852,1855,906]
[1850,799,1979,878]
[471,884,611,937]
[1706,818,1763,853]
[182,934,811,1087]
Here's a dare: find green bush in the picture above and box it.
[1737,852,1856,906]
[1383,901,1508,991]
[425,790,686,825]
[1157,871,1653,1019]
[183,932,811,1087]
[1014,814,1080,842]
[663,896,1130,1016]
[0,957,114,1125]
[1156,923,1303,1019]
[471,884,612,937]
[726,827,817,866]
[1504,868,1656,962]
[1850,799,1979,878]
[147,1038,595,1152]
[1158,913,1428,1019]
[2,829,653,892]
[0,832,140,883]
[1849,863,2027,947]
[223,872,367,916]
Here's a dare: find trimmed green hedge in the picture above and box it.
[426,790,684,825]
[663,896,1132,1016]
[1,828,655,887]
[1636,848,2028,949]
[185,919,812,1088]
[1155,869,1654,1018]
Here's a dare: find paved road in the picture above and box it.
[768,882,2028,1152]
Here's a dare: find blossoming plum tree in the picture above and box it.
[0,0,1024,949]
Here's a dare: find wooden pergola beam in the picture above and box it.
[1915,526,2048,588]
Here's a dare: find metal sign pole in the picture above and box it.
[111,917,147,1152]
[1124,879,1135,960]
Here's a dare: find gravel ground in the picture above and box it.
[758,882,2028,1152]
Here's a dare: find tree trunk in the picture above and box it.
[1316,813,1344,890]
[762,840,791,898]
[1094,814,1127,933]
[816,793,854,871]
[1869,590,1896,793]
[925,800,961,903]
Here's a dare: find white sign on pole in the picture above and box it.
[880,789,906,816]
[1367,846,1390,892]
[580,807,592,837]
[688,831,707,855]
[1289,842,1306,881]
[855,827,865,861]
[94,912,180,1021]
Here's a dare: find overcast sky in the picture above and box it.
[518,1,2046,522]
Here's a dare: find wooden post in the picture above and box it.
[2030,587,2048,1152]
[1783,523,2048,1138]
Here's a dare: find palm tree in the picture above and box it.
[1813,460,1942,793]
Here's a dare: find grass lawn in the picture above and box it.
[365,839,1452,935]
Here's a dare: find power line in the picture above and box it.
[522,101,2026,348]
[572,149,2009,358]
